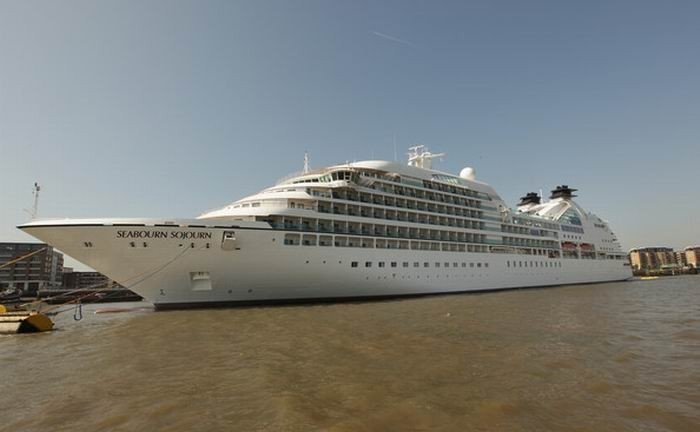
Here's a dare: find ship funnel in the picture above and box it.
[550,185,578,200]
[518,192,541,207]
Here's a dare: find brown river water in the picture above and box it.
[2,276,699,432]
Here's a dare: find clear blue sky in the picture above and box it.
[1,0,698,270]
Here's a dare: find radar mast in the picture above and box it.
[407,145,445,170]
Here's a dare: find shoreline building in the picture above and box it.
[0,242,64,296]
[686,246,700,269]
[62,268,125,291]
[629,247,675,272]
[675,251,688,268]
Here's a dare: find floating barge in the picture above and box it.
[0,307,54,334]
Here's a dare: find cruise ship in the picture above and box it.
[19,147,632,309]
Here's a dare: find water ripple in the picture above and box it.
[2,276,700,431]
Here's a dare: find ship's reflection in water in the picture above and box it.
[2,277,699,431]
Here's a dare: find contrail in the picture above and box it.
[371,31,414,47]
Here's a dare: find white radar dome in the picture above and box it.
[459,167,476,181]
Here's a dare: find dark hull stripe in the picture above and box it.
[153,278,632,311]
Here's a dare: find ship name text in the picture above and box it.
[116,230,212,240]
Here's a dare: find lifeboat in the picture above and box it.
[580,243,594,251]
[561,241,577,250]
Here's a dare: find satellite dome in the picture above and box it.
[459,167,476,181]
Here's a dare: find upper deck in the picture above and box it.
[196,148,625,261]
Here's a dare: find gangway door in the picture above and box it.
[221,231,237,251]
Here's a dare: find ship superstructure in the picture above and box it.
[19,147,631,309]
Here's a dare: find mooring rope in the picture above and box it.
[0,247,48,270]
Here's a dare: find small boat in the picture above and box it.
[0,288,22,305]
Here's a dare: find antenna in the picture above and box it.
[26,182,41,220]
[393,133,397,161]
[303,151,310,174]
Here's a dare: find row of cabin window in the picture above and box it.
[501,225,559,238]
[276,214,490,238]
[501,236,560,248]
[281,233,558,253]
[360,172,491,201]
[283,234,490,252]
[310,202,488,230]
[351,261,489,269]
[561,224,585,234]
[232,202,262,209]
[326,190,485,212]
[507,260,561,268]
[278,226,489,244]
[510,217,560,231]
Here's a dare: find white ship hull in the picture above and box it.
[20,219,632,309]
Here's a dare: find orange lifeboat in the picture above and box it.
[561,241,577,250]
